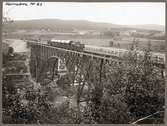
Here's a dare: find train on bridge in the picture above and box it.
[47,39,165,65]
[47,39,85,51]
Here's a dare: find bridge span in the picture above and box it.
[27,41,165,84]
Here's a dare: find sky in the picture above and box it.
[3,2,165,26]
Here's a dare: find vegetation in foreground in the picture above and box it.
[2,41,165,124]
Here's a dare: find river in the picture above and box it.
[5,39,29,53]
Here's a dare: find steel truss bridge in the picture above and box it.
[27,41,165,86]
[28,42,118,85]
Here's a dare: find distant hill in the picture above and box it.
[127,24,165,31]
[3,19,165,33]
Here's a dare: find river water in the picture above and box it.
[5,39,29,53]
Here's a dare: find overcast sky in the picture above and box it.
[3,2,165,26]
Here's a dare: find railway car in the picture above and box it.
[48,39,72,49]
[84,45,129,58]
[84,45,165,64]
[47,39,85,51]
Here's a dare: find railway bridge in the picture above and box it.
[28,42,119,85]
[27,41,165,88]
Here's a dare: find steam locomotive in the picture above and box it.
[47,39,85,51]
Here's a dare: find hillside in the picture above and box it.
[3,19,164,33]
[127,24,165,31]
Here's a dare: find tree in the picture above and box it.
[124,41,165,121]
[8,47,14,55]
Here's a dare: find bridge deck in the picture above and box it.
[28,42,122,62]
[27,42,165,68]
